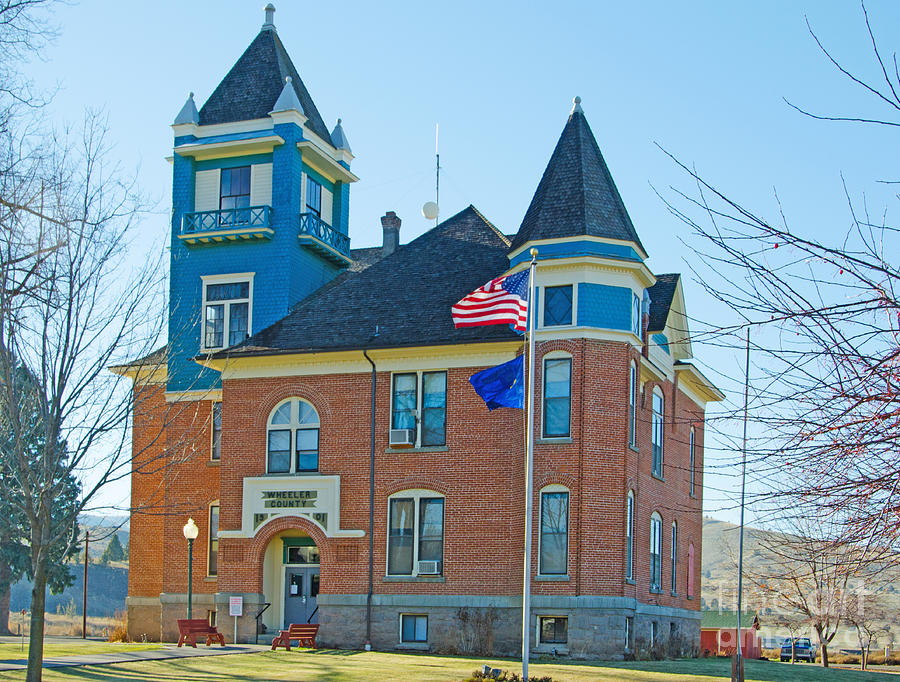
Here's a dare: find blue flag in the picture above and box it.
[469,355,524,411]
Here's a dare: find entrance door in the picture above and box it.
[284,566,319,626]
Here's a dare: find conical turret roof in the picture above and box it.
[510,99,645,255]
[198,28,332,143]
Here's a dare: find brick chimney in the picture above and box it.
[381,211,401,256]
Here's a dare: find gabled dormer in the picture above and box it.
[166,4,357,393]
[508,98,654,345]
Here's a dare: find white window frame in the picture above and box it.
[540,283,576,329]
[386,489,445,577]
[265,397,320,474]
[211,401,222,461]
[207,501,219,577]
[625,490,635,581]
[650,512,662,592]
[628,362,637,447]
[670,521,678,594]
[200,272,254,352]
[538,484,569,577]
[399,613,428,643]
[650,621,659,647]
[389,370,447,448]
[651,388,664,477]
[631,291,642,338]
[541,351,573,439]
[689,426,696,497]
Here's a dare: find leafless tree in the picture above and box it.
[845,592,889,670]
[771,611,809,664]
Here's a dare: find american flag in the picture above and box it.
[451,270,529,332]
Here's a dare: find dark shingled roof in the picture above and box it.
[647,273,679,332]
[198,29,332,143]
[510,109,645,255]
[348,246,385,273]
[225,206,518,355]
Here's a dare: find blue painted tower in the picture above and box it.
[167,4,357,393]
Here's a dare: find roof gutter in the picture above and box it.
[362,348,376,650]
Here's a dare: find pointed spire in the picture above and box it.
[331,118,352,152]
[173,92,199,125]
[270,76,305,115]
[262,3,276,31]
[509,99,646,256]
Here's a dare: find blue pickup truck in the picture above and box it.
[780,637,817,662]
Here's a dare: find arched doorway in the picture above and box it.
[261,530,320,630]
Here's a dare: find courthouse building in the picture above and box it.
[116,6,722,658]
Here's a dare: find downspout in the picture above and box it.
[362,347,377,650]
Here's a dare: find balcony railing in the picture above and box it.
[298,212,350,264]
[180,205,273,242]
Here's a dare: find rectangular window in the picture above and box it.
[625,494,634,580]
[400,614,428,643]
[650,621,659,647]
[391,371,447,447]
[388,496,443,576]
[650,516,662,591]
[670,524,678,594]
[543,358,571,438]
[203,279,251,350]
[539,616,568,644]
[625,616,634,652]
[306,176,322,217]
[651,391,664,477]
[539,491,568,575]
[628,363,637,447]
[295,427,319,472]
[267,429,291,473]
[208,504,219,576]
[689,428,696,497]
[543,285,573,326]
[220,166,251,223]
[211,402,222,461]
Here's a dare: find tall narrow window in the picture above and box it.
[388,492,444,576]
[651,389,664,477]
[421,372,446,447]
[203,279,250,349]
[670,522,678,594]
[543,358,572,438]
[539,490,569,575]
[687,542,695,598]
[650,512,662,591]
[689,426,696,496]
[266,398,320,474]
[632,292,642,337]
[306,176,322,217]
[625,491,634,580]
[211,402,222,461]
[628,362,637,447]
[543,285,573,326]
[208,504,219,576]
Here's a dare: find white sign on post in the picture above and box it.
[229,596,243,645]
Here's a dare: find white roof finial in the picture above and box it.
[571,95,583,114]
[263,3,276,30]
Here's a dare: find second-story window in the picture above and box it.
[650,512,662,592]
[211,402,222,461]
[543,285,573,326]
[391,371,447,447]
[203,279,250,349]
[543,357,572,438]
[628,362,637,447]
[266,398,320,474]
[651,388,664,477]
[306,176,322,217]
[220,166,251,210]
[689,426,696,497]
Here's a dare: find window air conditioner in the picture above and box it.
[389,429,415,446]
[417,560,441,575]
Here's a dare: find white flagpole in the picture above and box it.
[522,248,538,679]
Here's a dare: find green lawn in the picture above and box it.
[0,650,897,682]
[0,640,160,663]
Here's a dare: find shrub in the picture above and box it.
[106,610,129,643]
[463,669,553,682]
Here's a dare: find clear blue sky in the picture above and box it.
[23,1,900,518]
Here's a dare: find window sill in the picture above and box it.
[670,591,678,597]
[628,444,639,453]
[204,576,217,582]
[625,578,635,585]
[537,437,573,445]
[385,446,449,454]
[651,473,665,482]
[687,595,694,600]
[536,574,570,582]
[263,471,321,476]
[383,576,445,583]
[396,642,429,650]
[535,645,569,655]
[649,587,663,594]
[207,460,220,467]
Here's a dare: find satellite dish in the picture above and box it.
[422,201,439,220]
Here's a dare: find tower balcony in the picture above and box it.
[179,205,274,244]
[298,212,351,266]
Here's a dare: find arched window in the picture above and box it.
[387,490,444,577]
[539,485,569,575]
[649,512,662,592]
[670,521,678,594]
[625,491,635,580]
[687,542,695,598]
[689,426,696,497]
[628,362,637,447]
[651,389,664,477]
[266,398,320,474]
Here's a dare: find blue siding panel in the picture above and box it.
[509,239,642,267]
[577,283,631,331]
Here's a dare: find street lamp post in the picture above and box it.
[183,518,199,620]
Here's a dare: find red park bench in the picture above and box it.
[176,618,226,648]
[271,623,319,651]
